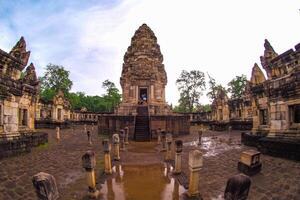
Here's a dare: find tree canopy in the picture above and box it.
[206,73,227,101]
[227,74,248,98]
[39,64,121,112]
[175,70,206,112]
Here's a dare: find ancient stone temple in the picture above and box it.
[250,40,300,137]
[99,24,189,141]
[35,90,71,128]
[0,37,39,136]
[116,24,171,115]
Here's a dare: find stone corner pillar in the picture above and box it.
[102,139,112,174]
[124,127,129,144]
[112,133,120,161]
[188,150,203,198]
[82,150,100,198]
[56,127,60,140]
[32,172,59,200]
[165,133,173,161]
[173,140,183,174]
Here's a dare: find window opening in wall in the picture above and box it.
[289,104,300,124]
[259,109,268,125]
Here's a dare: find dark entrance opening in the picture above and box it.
[139,88,148,103]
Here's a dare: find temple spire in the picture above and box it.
[260,39,278,79]
[250,63,266,85]
[23,63,38,86]
[9,36,30,67]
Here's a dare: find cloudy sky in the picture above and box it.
[0,0,300,105]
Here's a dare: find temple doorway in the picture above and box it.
[139,88,148,103]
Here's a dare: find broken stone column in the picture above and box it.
[119,129,125,151]
[56,127,60,140]
[91,123,94,133]
[84,124,87,134]
[82,150,100,198]
[102,139,112,174]
[157,128,161,144]
[228,125,232,143]
[112,133,120,161]
[173,140,183,174]
[87,131,92,145]
[165,133,173,161]
[124,127,129,144]
[161,130,166,151]
[224,174,251,200]
[198,130,202,146]
[32,172,59,200]
[188,150,203,198]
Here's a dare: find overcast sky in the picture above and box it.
[0,0,300,105]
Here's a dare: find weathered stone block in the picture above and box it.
[32,172,59,200]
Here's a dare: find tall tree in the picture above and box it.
[40,63,73,94]
[207,73,227,101]
[227,74,247,98]
[176,70,206,112]
[102,79,122,112]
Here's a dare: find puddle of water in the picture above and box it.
[183,137,241,157]
[100,164,185,200]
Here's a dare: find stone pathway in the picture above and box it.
[0,127,299,200]
[0,125,105,200]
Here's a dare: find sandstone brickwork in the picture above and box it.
[250,40,300,137]
[0,37,39,136]
[117,24,171,115]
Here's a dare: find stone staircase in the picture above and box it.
[134,106,150,141]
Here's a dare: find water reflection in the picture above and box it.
[100,164,185,200]
[183,136,241,157]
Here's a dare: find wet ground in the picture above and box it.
[0,126,299,200]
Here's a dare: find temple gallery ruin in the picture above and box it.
[0,24,299,200]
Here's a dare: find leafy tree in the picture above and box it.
[102,79,122,112]
[176,70,206,112]
[227,74,247,98]
[206,73,227,101]
[40,63,73,94]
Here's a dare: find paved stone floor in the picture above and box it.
[0,126,299,200]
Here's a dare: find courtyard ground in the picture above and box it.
[0,126,299,200]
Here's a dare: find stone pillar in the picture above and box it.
[112,133,120,161]
[82,150,100,198]
[228,125,232,143]
[172,179,180,200]
[84,124,87,134]
[161,130,166,152]
[124,127,129,144]
[32,172,59,200]
[157,128,161,144]
[198,130,202,146]
[224,174,251,200]
[119,129,125,151]
[174,140,183,174]
[165,133,173,161]
[188,150,203,198]
[87,131,92,145]
[91,123,94,133]
[102,139,112,174]
[56,127,60,140]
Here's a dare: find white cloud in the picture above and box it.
[1,0,300,104]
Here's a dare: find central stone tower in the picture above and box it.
[116,24,170,115]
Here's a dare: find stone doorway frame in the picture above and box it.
[138,87,149,103]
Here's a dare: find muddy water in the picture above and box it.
[100,164,185,200]
[183,136,241,157]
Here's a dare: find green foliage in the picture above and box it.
[40,63,73,94]
[206,73,227,101]
[67,80,121,112]
[40,88,56,102]
[176,70,206,112]
[227,74,247,98]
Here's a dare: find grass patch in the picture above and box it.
[36,142,49,150]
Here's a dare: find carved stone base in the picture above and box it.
[238,161,262,176]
